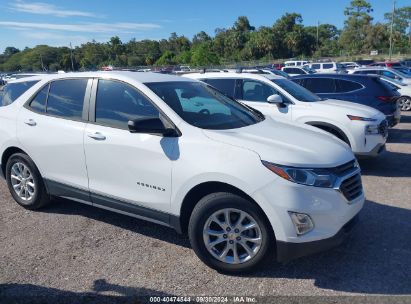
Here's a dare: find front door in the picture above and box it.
[83,79,175,214]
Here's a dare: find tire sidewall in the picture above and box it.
[5,153,43,208]
[189,193,273,273]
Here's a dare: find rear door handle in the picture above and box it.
[87,132,106,141]
[24,119,37,126]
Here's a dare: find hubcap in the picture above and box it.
[10,162,36,201]
[399,97,411,111]
[203,208,262,264]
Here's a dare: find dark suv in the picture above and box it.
[292,74,401,127]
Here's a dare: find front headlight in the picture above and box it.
[347,115,377,122]
[262,161,337,188]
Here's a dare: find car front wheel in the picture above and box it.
[188,192,273,273]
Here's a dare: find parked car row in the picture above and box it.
[220,65,411,113]
[185,72,388,157]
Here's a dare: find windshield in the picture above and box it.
[380,76,406,86]
[393,69,411,78]
[145,81,264,130]
[272,79,322,102]
[398,68,411,76]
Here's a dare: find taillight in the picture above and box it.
[377,96,394,102]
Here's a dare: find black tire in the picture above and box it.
[188,192,274,273]
[5,153,50,210]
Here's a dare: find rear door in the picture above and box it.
[17,78,91,195]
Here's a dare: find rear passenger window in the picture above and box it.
[95,79,159,129]
[323,64,334,69]
[311,64,321,69]
[305,78,337,93]
[336,80,362,92]
[46,79,87,120]
[203,79,236,98]
[0,81,39,107]
[29,84,49,113]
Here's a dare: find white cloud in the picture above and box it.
[9,0,98,18]
[0,21,162,33]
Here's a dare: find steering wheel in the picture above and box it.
[199,109,210,115]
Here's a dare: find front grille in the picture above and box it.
[378,119,388,137]
[340,173,363,201]
[332,160,363,202]
[333,160,356,176]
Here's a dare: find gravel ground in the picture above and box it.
[1,112,411,303]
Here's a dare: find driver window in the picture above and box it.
[95,79,159,129]
[242,80,277,102]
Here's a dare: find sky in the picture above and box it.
[0,0,409,53]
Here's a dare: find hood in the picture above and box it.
[203,117,354,168]
[318,99,384,119]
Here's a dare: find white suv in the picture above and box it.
[305,62,346,73]
[185,72,388,157]
[0,72,364,273]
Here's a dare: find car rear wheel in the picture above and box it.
[5,153,50,210]
[188,192,273,273]
[398,96,411,111]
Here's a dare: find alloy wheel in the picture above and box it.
[203,208,262,264]
[10,162,36,201]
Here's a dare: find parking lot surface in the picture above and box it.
[1,113,410,302]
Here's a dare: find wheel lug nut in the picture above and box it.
[234,229,239,233]
[229,240,234,244]
[226,227,231,232]
[223,234,227,239]
[236,237,241,241]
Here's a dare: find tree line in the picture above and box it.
[0,0,410,72]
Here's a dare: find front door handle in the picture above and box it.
[87,132,106,141]
[24,119,37,126]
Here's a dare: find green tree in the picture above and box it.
[384,6,411,35]
[3,47,20,57]
[340,0,374,54]
[191,44,219,66]
[155,51,176,66]
[234,16,255,32]
[192,31,211,45]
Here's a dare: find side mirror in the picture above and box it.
[267,94,283,105]
[128,117,179,137]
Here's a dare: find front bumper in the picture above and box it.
[276,214,359,262]
[356,143,386,158]
[252,161,365,247]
